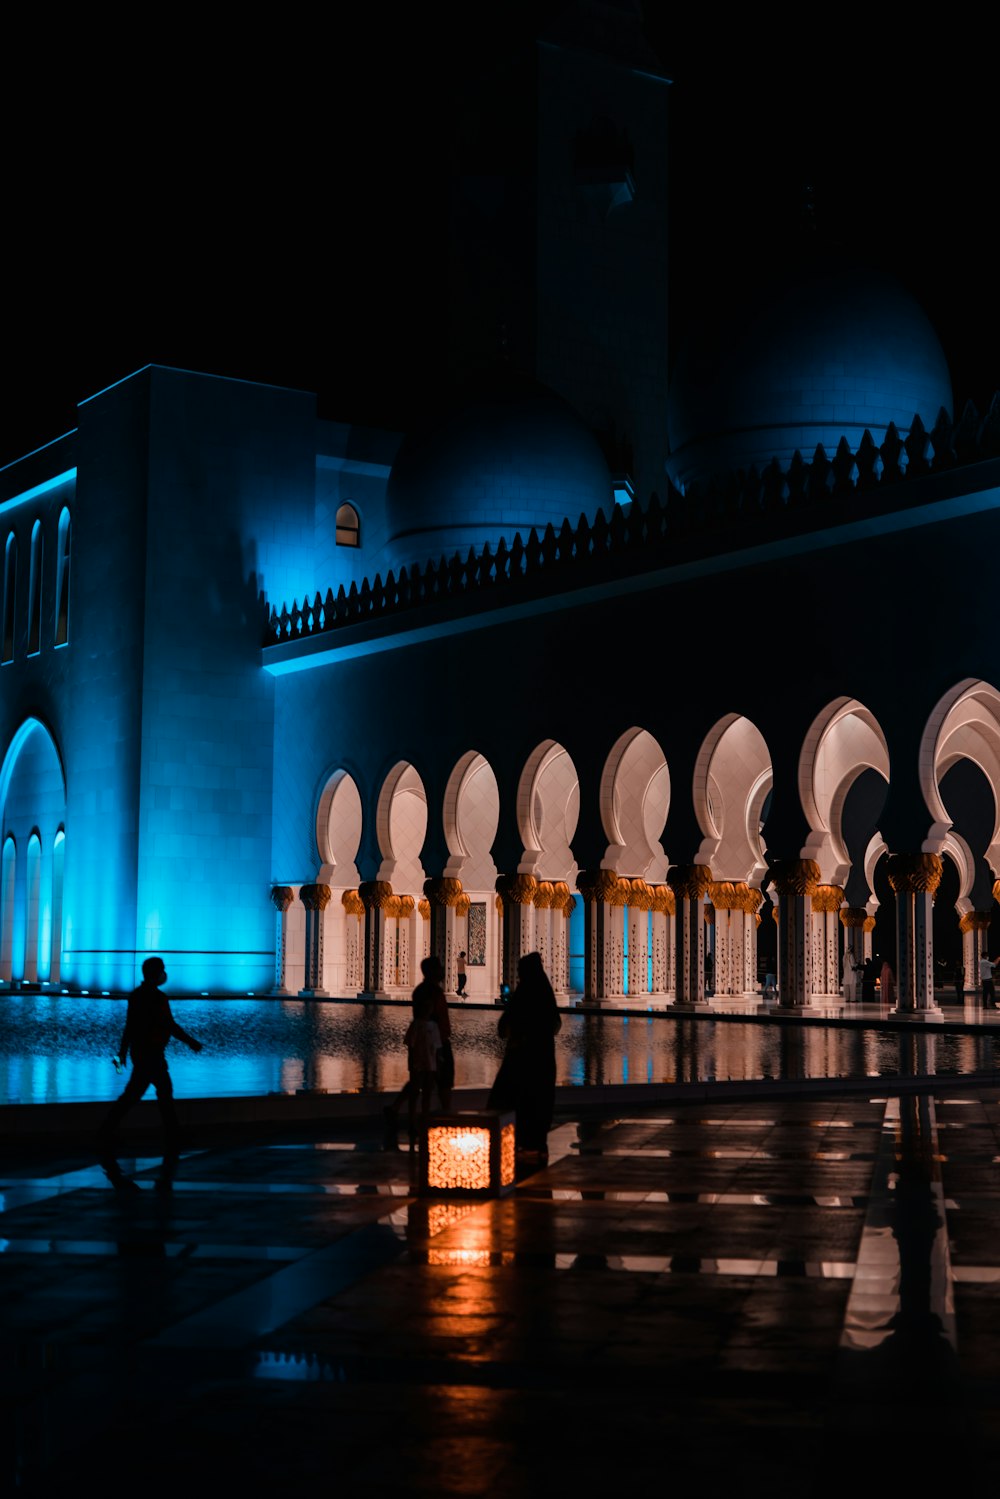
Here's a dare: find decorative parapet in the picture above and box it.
[265,403,1000,650]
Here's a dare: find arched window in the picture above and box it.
[2,534,15,664]
[55,509,71,647]
[0,837,15,982]
[335,502,361,548]
[50,829,65,986]
[27,521,43,657]
[24,833,40,983]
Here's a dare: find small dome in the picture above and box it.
[666,263,954,492]
[385,371,612,572]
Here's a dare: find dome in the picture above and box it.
[666,263,954,492]
[385,371,613,573]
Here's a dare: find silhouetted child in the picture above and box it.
[403,988,441,1146]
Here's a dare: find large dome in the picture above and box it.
[666,264,954,492]
[385,372,612,573]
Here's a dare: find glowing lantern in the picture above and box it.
[420,1112,517,1198]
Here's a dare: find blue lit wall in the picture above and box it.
[0,368,320,994]
[132,369,316,992]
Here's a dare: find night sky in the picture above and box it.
[3,6,994,472]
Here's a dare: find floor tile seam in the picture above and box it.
[404,1248,858,1278]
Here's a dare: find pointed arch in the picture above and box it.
[443,750,499,886]
[921,680,1000,871]
[799,697,889,884]
[693,713,772,883]
[599,726,669,879]
[516,740,579,882]
[375,761,427,891]
[316,768,363,887]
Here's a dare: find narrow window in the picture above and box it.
[2,534,15,663]
[0,837,15,981]
[335,502,361,548]
[50,829,65,987]
[24,833,40,984]
[28,521,43,656]
[55,508,71,646]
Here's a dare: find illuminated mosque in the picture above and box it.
[1,4,998,1018]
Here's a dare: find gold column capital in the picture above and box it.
[359,880,394,912]
[424,877,464,907]
[342,888,364,917]
[495,873,538,906]
[270,885,294,913]
[839,905,868,929]
[959,910,992,933]
[576,869,620,904]
[533,881,556,910]
[886,853,943,895]
[667,864,713,901]
[769,859,821,897]
[811,884,844,915]
[627,878,653,911]
[300,882,333,912]
[650,884,675,915]
[708,880,736,910]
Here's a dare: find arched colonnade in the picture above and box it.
[270,681,1000,1014]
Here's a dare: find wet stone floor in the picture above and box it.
[4,1093,1000,1494]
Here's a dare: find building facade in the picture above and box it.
[1,13,998,1012]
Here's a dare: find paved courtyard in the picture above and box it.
[5,1088,1000,1494]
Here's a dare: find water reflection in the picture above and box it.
[1,995,999,1105]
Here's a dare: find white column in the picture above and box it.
[271,886,294,995]
[810,886,843,1000]
[771,860,820,1009]
[626,882,651,1001]
[650,892,668,999]
[888,854,943,1018]
[576,871,626,1003]
[343,890,363,991]
[299,883,332,997]
[840,908,867,1001]
[668,865,712,1008]
[496,875,538,994]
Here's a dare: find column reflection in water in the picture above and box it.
[582,1013,605,1085]
[673,1017,701,1083]
[840,1097,958,1404]
[779,1024,806,1082]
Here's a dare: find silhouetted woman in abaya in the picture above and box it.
[488,951,561,1161]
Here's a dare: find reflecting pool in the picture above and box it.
[2,995,999,1106]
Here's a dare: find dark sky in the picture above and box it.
[3,6,994,471]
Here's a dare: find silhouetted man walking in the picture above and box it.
[98,956,202,1191]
